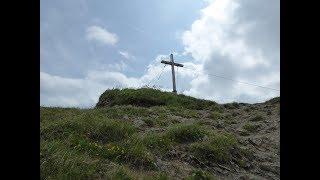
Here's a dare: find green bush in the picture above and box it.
[166,124,206,143]
[96,88,217,110]
[243,123,260,133]
[190,133,237,164]
[249,115,264,122]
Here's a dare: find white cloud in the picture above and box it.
[180,0,280,103]
[118,50,134,60]
[86,25,118,45]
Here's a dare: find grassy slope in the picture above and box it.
[41,88,280,180]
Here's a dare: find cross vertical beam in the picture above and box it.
[170,54,177,94]
[161,54,184,94]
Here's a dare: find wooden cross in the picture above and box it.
[161,54,184,94]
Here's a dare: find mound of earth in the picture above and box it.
[96,88,218,110]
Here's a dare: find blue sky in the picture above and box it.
[41,0,205,78]
[41,0,280,107]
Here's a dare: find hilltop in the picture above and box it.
[40,88,280,180]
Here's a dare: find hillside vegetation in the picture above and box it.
[96,88,218,110]
[40,88,280,180]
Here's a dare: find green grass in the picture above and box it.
[96,88,217,110]
[40,105,206,174]
[67,134,156,170]
[189,133,237,164]
[41,113,136,143]
[243,123,260,133]
[142,132,173,154]
[40,105,230,178]
[166,124,206,143]
[88,120,136,143]
[40,107,156,172]
[40,140,106,179]
[142,124,211,153]
[120,138,156,170]
[41,88,279,179]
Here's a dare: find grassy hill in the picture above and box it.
[40,88,280,180]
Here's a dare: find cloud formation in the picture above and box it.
[86,25,118,45]
[180,0,279,103]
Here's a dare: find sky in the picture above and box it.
[40,0,280,108]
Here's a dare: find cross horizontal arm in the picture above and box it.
[161,60,184,67]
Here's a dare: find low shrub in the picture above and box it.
[166,124,206,143]
[242,123,260,133]
[189,133,237,164]
[249,115,264,122]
